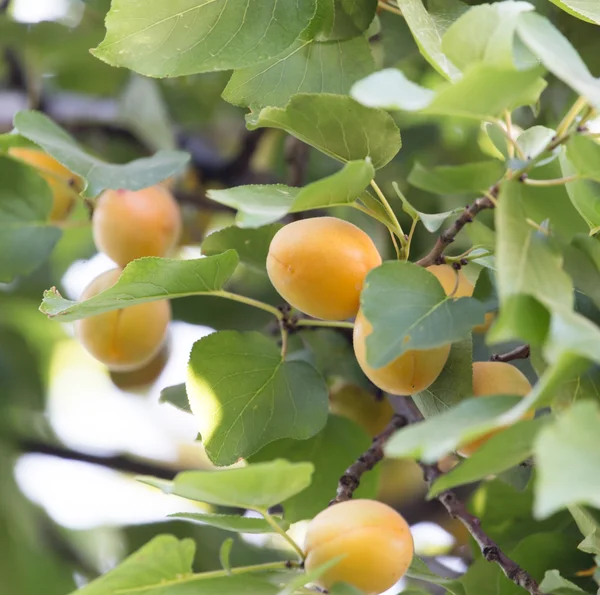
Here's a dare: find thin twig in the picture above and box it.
[329,414,407,505]
[490,344,531,363]
[415,189,498,267]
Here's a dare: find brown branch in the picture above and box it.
[490,344,530,363]
[416,188,498,267]
[329,413,407,505]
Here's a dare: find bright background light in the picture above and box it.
[12,0,84,25]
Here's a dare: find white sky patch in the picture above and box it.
[12,0,84,25]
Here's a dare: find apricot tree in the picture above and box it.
[1,1,600,595]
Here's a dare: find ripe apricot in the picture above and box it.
[304,499,414,594]
[458,361,533,457]
[76,269,171,371]
[9,147,82,221]
[353,310,450,395]
[266,217,381,320]
[93,186,182,266]
[427,264,494,333]
[329,382,394,437]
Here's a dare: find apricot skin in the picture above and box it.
[75,269,171,371]
[353,311,450,395]
[304,499,414,594]
[267,217,382,320]
[93,186,182,266]
[458,361,534,457]
[427,264,494,333]
[109,342,170,390]
[9,147,81,221]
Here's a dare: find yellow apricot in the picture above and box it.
[304,499,414,594]
[427,264,495,333]
[457,361,534,457]
[267,217,381,320]
[109,342,170,390]
[329,383,394,437]
[9,147,82,221]
[75,269,171,371]
[93,186,182,266]
[353,311,450,395]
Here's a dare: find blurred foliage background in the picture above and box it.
[1,1,599,593]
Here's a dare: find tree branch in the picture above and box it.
[329,414,407,505]
[490,344,530,363]
[416,188,498,267]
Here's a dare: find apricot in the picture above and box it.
[457,361,534,457]
[427,264,495,333]
[109,342,170,390]
[353,310,450,395]
[93,186,182,266]
[329,383,394,437]
[266,217,381,320]
[304,499,414,594]
[9,147,82,221]
[75,269,171,371]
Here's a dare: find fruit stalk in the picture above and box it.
[490,344,531,363]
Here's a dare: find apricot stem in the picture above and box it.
[296,319,354,330]
[377,0,403,16]
[555,96,587,139]
[279,322,289,358]
[259,509,306,560]
[215,291,284,321]
[369,180,406,247]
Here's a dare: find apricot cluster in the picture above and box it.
[76,185,181,380]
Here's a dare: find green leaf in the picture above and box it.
[428,417,549,497]
[276,558,346,595]
[517,126,557,162]
[412,337,473,418]
[201,225,282,272]
[92,0,317,77]
[0,133,37,151]
[534,400,600,518]
[13,111,189,198]
[39,252,239,322]
[68,535,195,595]
[408,160,504,194]
[360,262,485,367]
[219,538,233,574]
[406,556,460,591]
[187,331,328,465]
[565,135,600,183]
[441,2,535,71]
[170,512,290,534]
[488,180,574,345]
[159,384,191,414]
[0,156,62,283]
[516,12,600,109]
[560,154,600,231]
[207,160,375,228]
[546,0,600,24]
[569,505,600,555]
[250,415,379,522]
[246,94,401,169]
[351,65,546,119]
[385,395,525,462]
[395,0,462,82]
[313,0,378,41]
[141,459,314,510]
[222,36,374,109]
[539,570,587,594]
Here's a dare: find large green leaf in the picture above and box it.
[92,0,317,77]
[0,156,62,283]
[207,160,374,227]
[408,160,504,194]
[488,181,574,346]
[395,0,462,81]
[534,400,600,518]
[186,331,329,465]
[39,251,239,321]
[360,262,485,367]
[546,0,600,24]
[142,460,313,510]
[201,225,281,272]
[351,65,545,118]
[385,395,524,462]
[429,417,549,497]
[222,36,374,108]
[13,111,189,198]
[250,415,379,522]
[516,12,600,109]
[170,512,289,534]
[312,0,378,41]
[246,94,401,169]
